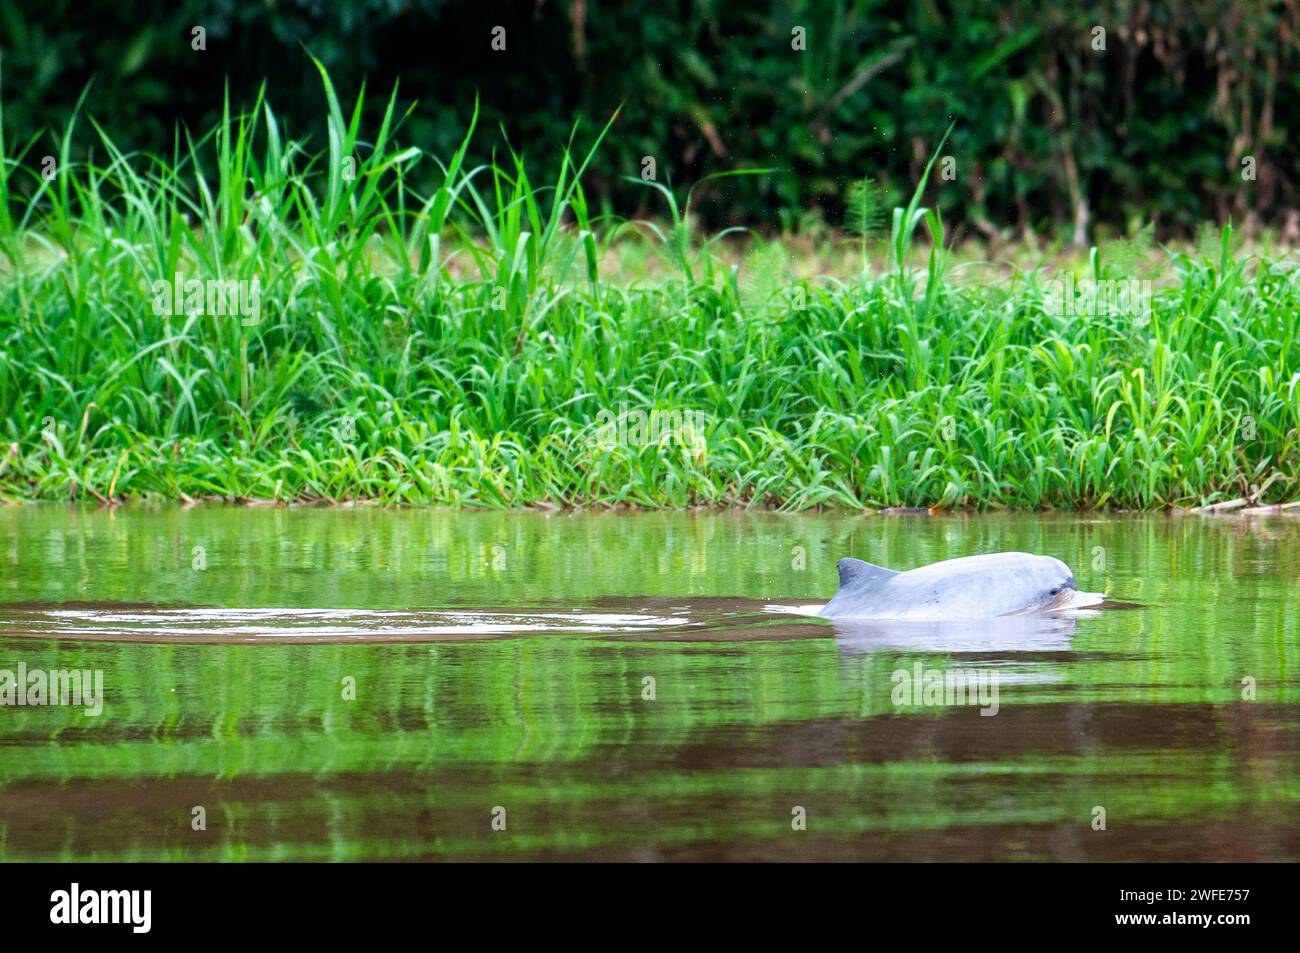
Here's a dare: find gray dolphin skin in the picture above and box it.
[819,552,1105,620]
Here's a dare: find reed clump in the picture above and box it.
[1,72,1296,510]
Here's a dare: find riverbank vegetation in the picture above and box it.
[1,71,1298,510]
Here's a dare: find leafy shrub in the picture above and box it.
[0,0,1296,238]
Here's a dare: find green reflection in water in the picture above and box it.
[0,506,1297,860]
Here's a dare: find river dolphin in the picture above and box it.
[819,552,1104,620]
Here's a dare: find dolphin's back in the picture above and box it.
[837,557,898,590]
[820,552,1072,620]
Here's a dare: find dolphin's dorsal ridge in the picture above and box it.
[837,557,898,589]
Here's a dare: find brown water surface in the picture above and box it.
[0,506,1296,860]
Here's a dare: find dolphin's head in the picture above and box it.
[1029,556,1079,610]
[952,553,1084,615]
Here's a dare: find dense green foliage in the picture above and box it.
[0,69,1297,510]
[2,1,1297,236]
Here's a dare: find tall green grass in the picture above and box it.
[0,71,1297,509]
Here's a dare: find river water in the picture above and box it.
[0,506,1296,860]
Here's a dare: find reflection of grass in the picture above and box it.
[1,606,1297,860]
[0,74,1297,508]
[2,510,1295,861]
[15,746,1294,862]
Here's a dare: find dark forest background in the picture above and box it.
[2,0,1297,241]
